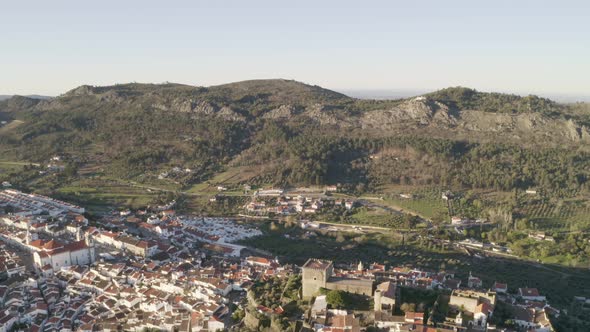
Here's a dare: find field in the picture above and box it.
[0,120,23,134]
[0,161,27,173]
[518,198,590,232]
[185,166,261,194]
[347,207,406,228]
[54,178,160,212]
[382,186,449,220]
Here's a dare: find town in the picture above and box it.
[0,188,574,332]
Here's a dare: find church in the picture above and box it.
[29,228,96,271]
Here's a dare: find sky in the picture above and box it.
[1,0,589,99]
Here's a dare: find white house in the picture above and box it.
[518,288,546,301]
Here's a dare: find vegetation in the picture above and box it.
[319,288,371,310]
[1,81,588,197]
[426,86,559,115]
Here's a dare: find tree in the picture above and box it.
[400,302,416,312]
[404,214,420,229]
[63,163,78,178]
[326,290,349,309]
[232,308,245,322]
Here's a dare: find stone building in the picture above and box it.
[374,281,397,312]
[302,259,333,298]
[302,258,373,298]
[449,289,496,329]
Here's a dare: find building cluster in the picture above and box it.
[0,251,291,332]
[0,188,563,332]
[451,216,487,226]
[0,245,26,278]
[246,194,354,216]
[0,190,279,331]
[311,304,361,332]
[302,259,557,332]
[0,189,84,217]
[99,212,262,258]
[528,232,555,242]
[0,197,95,277]
[158,166,193,180]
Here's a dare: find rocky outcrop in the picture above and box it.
[263,104,298,119]
[565,119,590,141]
[303,103,350,126]
[360,97,457,129]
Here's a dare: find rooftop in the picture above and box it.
[303,258,332,271]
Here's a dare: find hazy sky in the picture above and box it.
[1,0,589,97]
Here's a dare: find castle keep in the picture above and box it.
[302,258,373,298]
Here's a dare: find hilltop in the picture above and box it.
[0,94,51,101]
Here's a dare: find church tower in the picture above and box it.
[84,230,96,265]
[25,223,32,245]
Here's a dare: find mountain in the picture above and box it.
[0,80,589,195]
[0,94,52,101]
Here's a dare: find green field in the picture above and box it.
[185,166,260,193]
[383,186,449,219]
[348,207,407,228]
[519,199,590,232]
[55,178,160,212]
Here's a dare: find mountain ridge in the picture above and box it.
[0,79,589,194]
[1,80,588,146]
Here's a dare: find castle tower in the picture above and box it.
[302,258,333,298]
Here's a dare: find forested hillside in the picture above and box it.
[0,79,589,198]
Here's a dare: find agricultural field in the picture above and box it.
[0,161,28,173]
[382,186,450,220]
[54,178,161,212]
[348,207,406,228]
[185,166,261,194]
[519,198,590,232]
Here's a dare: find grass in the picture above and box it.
[384,188,449,220]
[348,207,406,228]
[384,197,448,219]
[185,166,259,193]
[54,178,159,212]
[0,120,23,134]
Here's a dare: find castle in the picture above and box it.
[301,258,373,298]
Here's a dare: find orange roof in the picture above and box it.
[247,256,271,264]
[29,239,45,248]
[476,302,492,315]
[43,240,63,250]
